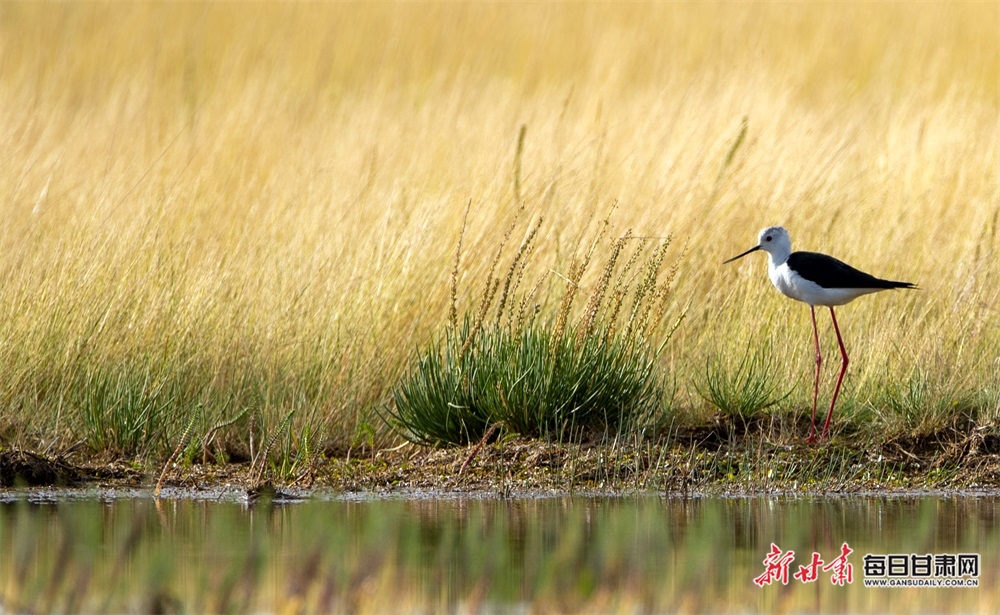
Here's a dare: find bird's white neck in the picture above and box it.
[767,245,791,269]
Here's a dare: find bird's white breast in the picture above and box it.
[768,262,878,306]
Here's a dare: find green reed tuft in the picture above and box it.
[696,342,789,429]
[386,210,678,446]
[872,369,980,438]
[388,318,664,446]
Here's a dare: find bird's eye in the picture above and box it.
[765,236,772,242]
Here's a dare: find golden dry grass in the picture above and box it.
[1,2,998,455]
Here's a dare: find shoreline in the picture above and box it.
[4,433,999,498]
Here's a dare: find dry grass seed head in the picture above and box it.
[578,229,632,344]
[494,215,543,329]
[449,200,472,331]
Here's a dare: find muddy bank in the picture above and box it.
[0,449,85,487]
[4,429,999,496]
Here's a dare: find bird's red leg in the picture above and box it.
[822,307,849,440]
[806,305,822,443]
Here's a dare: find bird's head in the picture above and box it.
[724,226,791,263]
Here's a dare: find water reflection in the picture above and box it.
[1,492,996,613]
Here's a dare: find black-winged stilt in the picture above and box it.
[724,226,916,442]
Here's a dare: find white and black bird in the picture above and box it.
[724,226,916,442]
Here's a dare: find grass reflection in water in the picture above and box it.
[1,494,997,613]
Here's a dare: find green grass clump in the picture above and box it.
[388,318,662,446]
[76,363,176,458]
[870,369,979,439]
[696,342,789,430]
[387,210,680,446]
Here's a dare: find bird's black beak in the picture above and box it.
[723,245,761,264]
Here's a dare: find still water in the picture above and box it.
[1,490,997,613]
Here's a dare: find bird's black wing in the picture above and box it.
[787,251,915,290]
